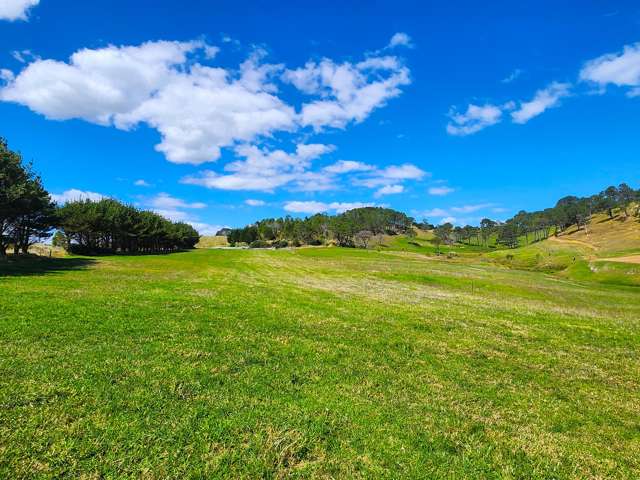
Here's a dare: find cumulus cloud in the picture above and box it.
[428,186,454,196]
[245,199,265,206]
[284,55,410,131]
[374,184,403,198]
[50,189,106,204]
[134,179,151,187]
[181,143,334,192]
[0,0,39,21]
[511,82,571,124]
[2,38,411,166]
[446,104,503,136]
[579,42,640,95]
[284,201,374,214]
[0,40,295,165]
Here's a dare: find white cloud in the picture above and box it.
[2,39,411,166]
[451,203,495,213]
[50,189,106,204]
[0,0,39,21]
[188,222,226,236]
[580,42,640,95]
[245,199,265,206]
[0,69,14,82]
[421,208,449,217]
[142,193,222,236]
[374,184,403,198]
[148,192,206,210]
[284,55,410,131]
[356,163,427,188]
[387,32,413,49]
[12,49,38,64]
[284,200,374,214]
[419,204,496,223]
[0,40,296,165]
[446,104,503,136]
[283,201,328,214]
[428,186,454,196]
[182,143,334,192]
[501,69,522,83]
[322,160,373,174]
[511,82,571,124]
[134,179,151,187]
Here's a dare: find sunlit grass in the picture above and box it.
[1,248,639,478]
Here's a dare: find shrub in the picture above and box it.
[249,240,270,249]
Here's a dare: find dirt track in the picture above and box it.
[599,255,640,264]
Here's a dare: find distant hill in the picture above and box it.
[487,206,640,285]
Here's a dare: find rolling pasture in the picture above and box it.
[1,247,639,478]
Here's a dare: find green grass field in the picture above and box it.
[1,247,640,478]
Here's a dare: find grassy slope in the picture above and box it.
[486,212,640,286]
[196,235,229,248]
[1,248,639,478]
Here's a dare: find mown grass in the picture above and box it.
[1,248,639,478]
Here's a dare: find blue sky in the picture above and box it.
[1,0,639,234]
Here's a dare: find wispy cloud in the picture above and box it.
[283,201,375,215]
[511,82,571,124]
[446,104,503,136]
[428,186,455,196]
[374,184,404,198]
[501,68,522,84]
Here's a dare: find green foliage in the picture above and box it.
[51,230,67,248]
[0,138,57,256]
[56,198,199,254]
[228,207,414,248]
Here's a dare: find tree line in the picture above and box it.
[1,139,199,256]
[228,183,639,251]
[430,183,640,249]
[227,207,415,248]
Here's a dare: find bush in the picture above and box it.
[273,240,289,249]
[249,240,270,249]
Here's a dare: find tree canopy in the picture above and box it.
[228,207,415,248]
[1,138,199,256]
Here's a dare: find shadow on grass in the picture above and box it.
[0,256,96,277]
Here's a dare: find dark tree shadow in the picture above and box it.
[0,256,96,277]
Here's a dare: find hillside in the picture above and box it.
[554,210,640,257]
[487,209,640,286]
